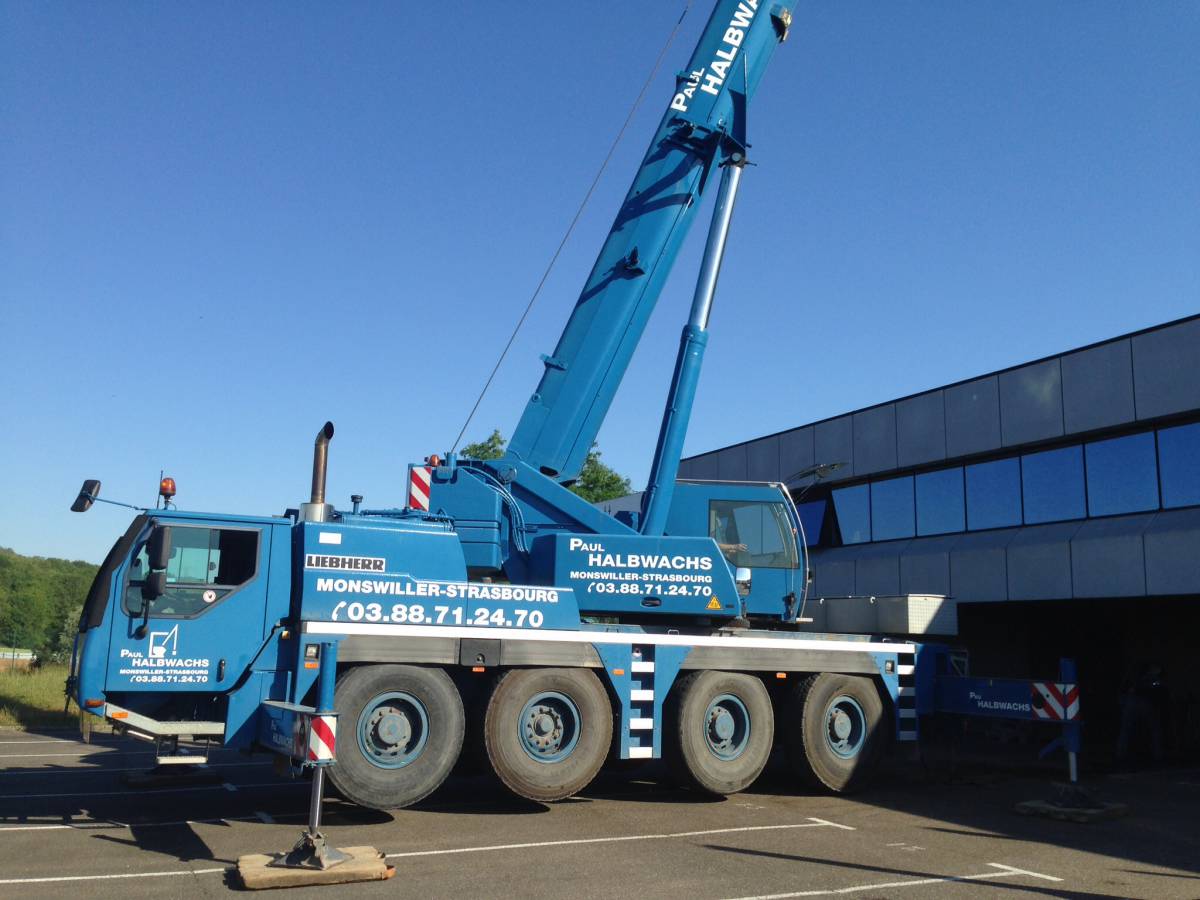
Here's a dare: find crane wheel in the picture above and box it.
[328,664,465,810]
[665,670,774,796]
[484,668,613,803]
[785,672,885,793]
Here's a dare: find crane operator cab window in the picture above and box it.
[709,500,799,569]
[125,526,259,617]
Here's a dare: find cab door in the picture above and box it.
[107,519,275,694]
[707,496,804,620]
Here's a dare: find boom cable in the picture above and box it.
[450,2,693,454]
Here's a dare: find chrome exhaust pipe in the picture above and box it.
[301,421,335,522]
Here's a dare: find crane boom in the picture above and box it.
[506,1,794,483]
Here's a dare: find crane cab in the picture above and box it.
[663,480,808,623]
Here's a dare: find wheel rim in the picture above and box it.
[824,695,866,759]
[357,691,429,769]
[704,693,751,761]
[517,691,581,763]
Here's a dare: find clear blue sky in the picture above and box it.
[2,2,1196,564]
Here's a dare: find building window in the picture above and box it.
[1158,422,1200,509]
[832,484,870,545]
[870,476,914,541]
[1021,445,1085,524]
[966,458,1021,530]
[916,467,965,535]
[1085,432,1159,516]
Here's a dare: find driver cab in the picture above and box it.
[667,481,807,622]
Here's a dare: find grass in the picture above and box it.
[0,663,77,729]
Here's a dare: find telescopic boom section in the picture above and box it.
[505,1,796,484]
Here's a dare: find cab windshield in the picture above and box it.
[708,500,799,569]
[79,515,148,631]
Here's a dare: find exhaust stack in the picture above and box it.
[300,421,335,522]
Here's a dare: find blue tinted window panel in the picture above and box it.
[809,551,856,597]
[1070,516,1151,598]
[852,405,897,476]
[870,476,914,541]
[687,453,719,479]
[779,427,815,486]
[999,360,1064,447]
[716,445,748,481]
[899,537,956,597]
[1158,422,1200,509]
[797,501,826,546]
[1132,318,1200,421]
[856,551,901,596]
[816,417,855,480]
[1061,339,1135,435]
[1144,507,1200,595]
[1006,524,1077,601]
[945,376,1001,458]
[1021,446,1085,524]
[916,468,965,536]
[832,484,870,545]
[966,458,1021,530]
[949,531,1012,602]
[1085,432,1159,516]
[745,436,780,482]
[896,391,947,468]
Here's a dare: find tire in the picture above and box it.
[785,672,885,793]
[484,668,613,803]
[327,664,465,810]
[665,670,774,796]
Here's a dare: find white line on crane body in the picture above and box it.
[304,621,916,656]
[721,862,1063,899]
[385,819,844,859]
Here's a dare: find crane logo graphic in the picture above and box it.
[149,625,179,658]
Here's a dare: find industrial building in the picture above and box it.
[677,314,1200,759]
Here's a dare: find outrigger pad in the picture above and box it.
[237,846,393,890]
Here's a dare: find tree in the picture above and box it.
[458,433,631,503]
[570,445,632,503]
[459,429,506,461]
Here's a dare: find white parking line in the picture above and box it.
[0,867,227,886]
[723,862,1062,899]
[386,819,846,859]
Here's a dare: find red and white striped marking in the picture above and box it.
[307,714,336,763]
[1032,682,1080,721]
[409,465,432,511]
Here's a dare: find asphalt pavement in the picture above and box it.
[0,727,1197,899]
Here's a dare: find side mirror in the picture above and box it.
[147,525,172,571]
[71,479,101,513]
[135,571,167,638]
[141,570,167,603]
[734,566,752,597]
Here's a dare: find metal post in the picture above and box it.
[641,156,746,535]
[274,641,348,871]
[1060,658,1081,785]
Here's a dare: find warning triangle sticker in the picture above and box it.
[706,597,722,610]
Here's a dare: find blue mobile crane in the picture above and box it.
[67,0,1081,823]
